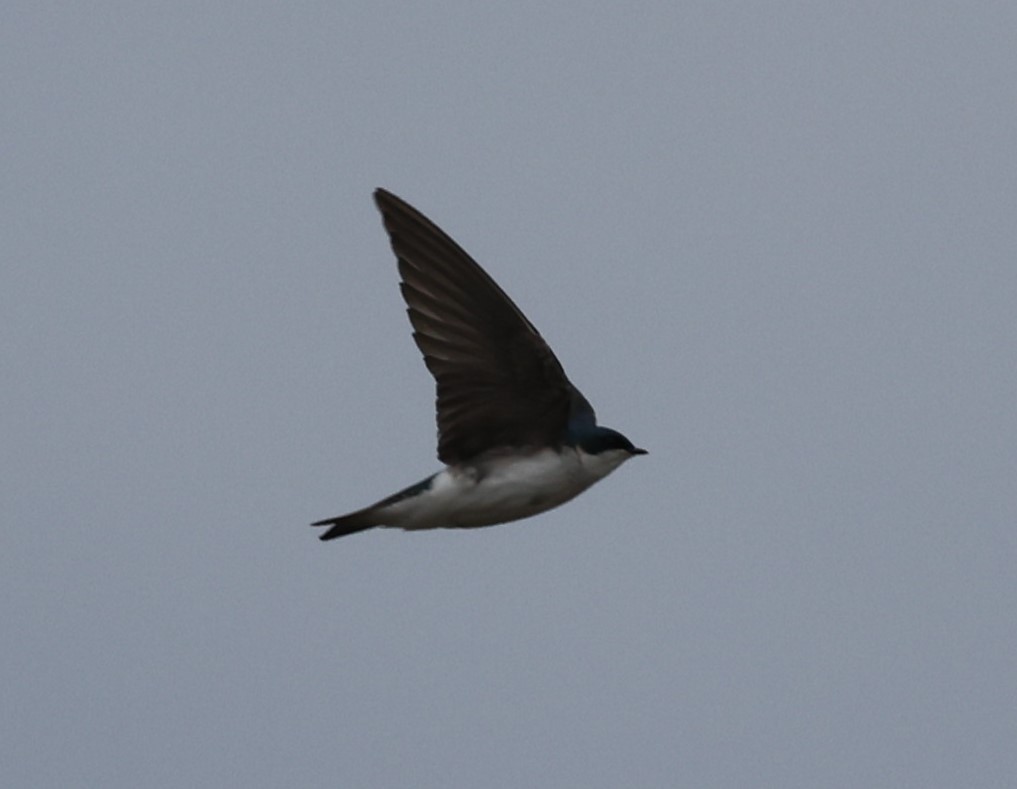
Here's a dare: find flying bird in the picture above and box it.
[313,189,646,540]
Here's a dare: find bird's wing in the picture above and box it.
[373,188,595,464]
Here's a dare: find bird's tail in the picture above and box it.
[312,508,380,541]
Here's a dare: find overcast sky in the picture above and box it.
[4,3,1016,787]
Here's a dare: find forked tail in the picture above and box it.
[312,508,379,541]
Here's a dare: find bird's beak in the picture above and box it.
[631,447,648,456]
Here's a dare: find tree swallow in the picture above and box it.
[313,189,646,540]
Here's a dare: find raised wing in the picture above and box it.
[373,189,595,464]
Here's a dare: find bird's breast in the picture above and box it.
[385,447,619,529]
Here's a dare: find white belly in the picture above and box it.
[379,447,631,530]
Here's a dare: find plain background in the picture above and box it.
[4,3,1015,787]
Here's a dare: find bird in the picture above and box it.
[312,189,646,540]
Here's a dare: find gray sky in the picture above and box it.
[4,3,1016,787]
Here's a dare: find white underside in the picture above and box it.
[378,447,633,529]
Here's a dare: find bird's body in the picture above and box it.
[317,446,634,539]
[313,189,645,540]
